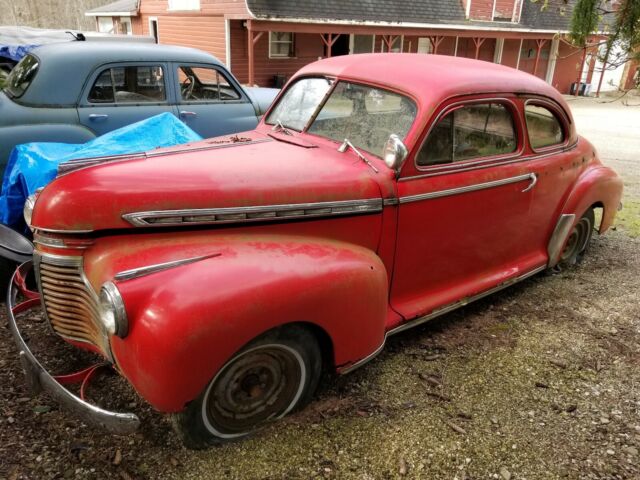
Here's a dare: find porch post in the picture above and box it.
[532,39,547,76]
[320,33,341,58]
[429,36,444,54]
[575,46,588,96]
[247,21,264,86]
[494,37,504,64]
[472,37,486,59]
[545,38,559,84]
[515,38,523,70]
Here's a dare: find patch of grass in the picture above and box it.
[615,199,640,237]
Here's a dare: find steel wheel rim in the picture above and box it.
[201,344,306,438]
[560,216,592,262]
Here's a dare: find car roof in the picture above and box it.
[17,42,222,105]
[295,53,570,114]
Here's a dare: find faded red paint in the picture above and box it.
[31,54,622,414]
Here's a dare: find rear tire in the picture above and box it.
[558,208,595,267]
[172,325,321,449]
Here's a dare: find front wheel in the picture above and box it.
[558,208,595,267]
[172,326,321,449]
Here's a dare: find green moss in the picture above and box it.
[615,199,640,237]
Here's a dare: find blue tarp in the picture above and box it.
[0,44,38,62]
[0,112,202,230]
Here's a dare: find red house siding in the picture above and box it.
[469,0,496,20]
[231,20,324,86]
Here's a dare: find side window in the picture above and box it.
[525,104,565,149]
[178,66,241,102]
[417,103,517,167]
[88,66,166,103]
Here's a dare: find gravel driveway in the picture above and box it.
[0,95,638,480]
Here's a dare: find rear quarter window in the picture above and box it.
[4,54,39,98]
[525,104,565,150]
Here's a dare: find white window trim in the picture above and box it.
[268,31,295,59]
[148,17,159,43]
[167,0,200,11]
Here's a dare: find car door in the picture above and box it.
[171,63,259,138]
[77,62,176,136]
[390,97,547,322]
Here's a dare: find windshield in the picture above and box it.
[266,77,417,158]
[266,77,332,131]
[308,82,416,157]
[4,54,39,98]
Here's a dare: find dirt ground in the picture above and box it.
[0,95,639,480]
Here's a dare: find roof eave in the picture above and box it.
[85,11,138,17]
[249,16,570,35]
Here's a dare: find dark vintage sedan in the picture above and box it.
[0,41,278,177]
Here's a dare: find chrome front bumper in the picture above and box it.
[6,261,140,435]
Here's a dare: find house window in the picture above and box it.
[98,17,114,34]
[269,32,295,58]
[350,35,375,54]
[168,0,200,11]
[119,17,132,35]
[417,38,433,54]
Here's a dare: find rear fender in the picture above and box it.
[548,166,623,267]
[102,235,388,412]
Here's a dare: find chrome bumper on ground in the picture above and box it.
[6,261,140,435]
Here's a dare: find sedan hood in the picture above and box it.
[31,131,385,232]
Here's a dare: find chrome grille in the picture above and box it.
[36,254,109,356]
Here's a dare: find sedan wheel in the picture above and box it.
[559,208,595,266]
[173,326,321,448]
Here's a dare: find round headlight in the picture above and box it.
[23,194,37,227]
[99,282,128,338]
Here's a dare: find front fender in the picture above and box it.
[560,166,623,234]
[87,234,388,412]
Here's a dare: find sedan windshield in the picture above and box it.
[266,77,417,158]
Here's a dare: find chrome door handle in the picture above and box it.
[180,111,197,117]
[88,114,108,121]
[521,173,538,193]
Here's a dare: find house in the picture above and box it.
[85,0,622,94]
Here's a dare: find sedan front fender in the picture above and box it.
[92,234,388,412]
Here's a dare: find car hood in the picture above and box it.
[31,131,387,232]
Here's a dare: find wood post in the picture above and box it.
[472,37,486,59]
[247,22,264,86]
[429,36,444,54]
[320,33,341,57]
[383,35,399,52]
[532,39,548,77]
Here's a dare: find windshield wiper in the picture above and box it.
[272,120,293,136]
[338,139,379,173]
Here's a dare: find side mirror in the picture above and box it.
[382,134,409,172]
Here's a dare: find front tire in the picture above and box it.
[173,325,321,449]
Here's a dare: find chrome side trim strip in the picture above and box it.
[337,340,386,375]
[547,214,576,268]
[338,264,547,374]
[398,173,535,205]
[387,265,547,336]
[122,198,383,228]
[114,254,221,282]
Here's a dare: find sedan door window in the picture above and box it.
[178,66,241,102]
[88,66,166,103]
[417,102,517,167]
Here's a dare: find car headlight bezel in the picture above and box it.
[99,282,128,338]
[23,193,37,227]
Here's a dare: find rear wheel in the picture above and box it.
[559,208,595,267]
[173,325,321,449]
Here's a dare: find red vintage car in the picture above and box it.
[6,54,623,448]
